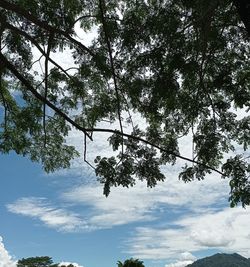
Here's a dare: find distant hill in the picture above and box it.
[186,253,250,267]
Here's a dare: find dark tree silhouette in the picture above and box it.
[0,0,250,206]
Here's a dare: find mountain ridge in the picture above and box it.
[186,253,250,267]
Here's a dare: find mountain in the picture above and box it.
[186,253,250,267]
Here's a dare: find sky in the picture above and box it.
[1,21,250,267]
[1,124,250,267]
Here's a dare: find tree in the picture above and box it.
[17,256,79,267]
[17,256,58,267]
[117,258,145,267]
[0,0,249,206]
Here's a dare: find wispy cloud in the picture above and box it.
[0,236,16,267]
[126,206,250,260]
[7,169,228,232]
[63,182,156,227]
[6,197,91,233]
[62,169,228,228]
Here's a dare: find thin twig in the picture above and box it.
[68,14,96,31]
[0,74,7,130]
[30,54,43,69]
[43,33,53,147]
[121,93,135,130]
[0,43,7,51]
[0,0,96,57]
[0,27,7,130]
[99,0,124,155]
[5,22,72,79]
[84,133,95,169]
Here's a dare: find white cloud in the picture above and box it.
[126,206,250,260]
[179,252,196,261]
[164,252,197,267]
[6,197,92,232]
[0,236,16,267]
[62,168,228,228]
[59,261,84,267]
[165,260,193,267]
[7,168,229,233]
[179,207,250,254]
[63,182,157,227]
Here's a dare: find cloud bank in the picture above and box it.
[127,206,250,260]
[6,197,92,232]
[62,170,228,228]
[0,236,16,267]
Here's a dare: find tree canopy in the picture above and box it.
[17,256,58,267]
[117,258,145,267]
[17,256,78,267]
[0,0,249,206]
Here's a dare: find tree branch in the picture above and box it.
[84,133,95,169]
[0,0,96,57]
[86,127,225,176]
[0,23,7,130]
[43,32,53,147]
[4,21,72,79]
[99,0,124,155]
[0,52,93,140]
[68,14,96,30]
[0,51,225,177]
[0,76,7,130]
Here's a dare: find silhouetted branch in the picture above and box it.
[0,76,7,130]
[0,52,93,140]
[43,32,54,147]
[84,133,95,169]
[5,22,72,79]
[0,0,96,57]
[99,0,124,155]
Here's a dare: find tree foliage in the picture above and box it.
[17,256,78,267]
[17,256,58,267]
[0,0,250,206]
[117,258,145,267]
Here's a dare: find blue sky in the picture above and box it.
[1,24,250,267]
[1,125,250,267]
